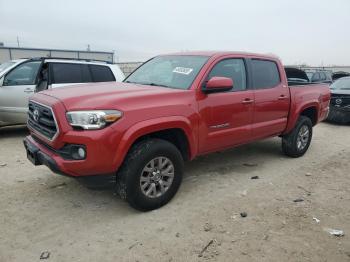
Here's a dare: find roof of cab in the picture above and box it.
[162,51,280,60]
[42,58,110,65]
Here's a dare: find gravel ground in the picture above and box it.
[0,122,349,262]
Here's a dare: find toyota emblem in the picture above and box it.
[33,109,40,122]
[335,98,342,105]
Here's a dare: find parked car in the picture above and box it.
[327,76,350,123]
[23,51,330,211]
[332,71,350,81]
[284,67,310,85]
[0,58,124,127]
[305,70,333,84]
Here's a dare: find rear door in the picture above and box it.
[0,60,41,125]
[198,58,254,153]
[250,59,290,139]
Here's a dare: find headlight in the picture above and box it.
[66,110,122,130]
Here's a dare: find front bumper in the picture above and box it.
[24,137,66,176]
[23,134,118,177]
[327,106,350,124]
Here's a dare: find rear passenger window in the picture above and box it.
[251,59,280,89]
[89,65,115,82]
[208,59,246,91]
[51,63,91,84]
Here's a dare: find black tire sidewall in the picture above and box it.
[283,116,313,157]
[295,119,313,154]
[124,139,184,211]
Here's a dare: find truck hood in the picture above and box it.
[40,82,190,111]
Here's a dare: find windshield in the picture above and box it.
[124,55,209,89]
[330,77,350,90]
[0,61,16,74]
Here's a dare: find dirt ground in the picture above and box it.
[0,122,349,262]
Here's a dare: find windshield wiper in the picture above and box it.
[124,80,171,88]
[130,81,170,88]
[146,82,170,88]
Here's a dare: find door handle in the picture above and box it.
[242,98,254,104]
[278,95,288,100]
[24,88,34,93]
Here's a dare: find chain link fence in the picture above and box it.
[116,62,143,77]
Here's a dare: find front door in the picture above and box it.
[197,58,254,153]
[0,61,41,125]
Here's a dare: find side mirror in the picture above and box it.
[203,77,233,94]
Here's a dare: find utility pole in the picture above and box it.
[16,36,20,47]
[112,50,118,63]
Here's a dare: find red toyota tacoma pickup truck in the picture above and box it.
[24,51,330,211]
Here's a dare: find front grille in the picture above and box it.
[330,94,350,107]
[28,101,58,140]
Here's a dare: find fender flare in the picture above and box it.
[112,116,197,170]
[284,100,320,134]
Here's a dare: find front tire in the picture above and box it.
[282,116,313,158]
[116,139,184,211]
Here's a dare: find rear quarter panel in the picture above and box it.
[284,84,330,134]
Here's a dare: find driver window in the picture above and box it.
[208,59,246,91]
[4,61,41,86]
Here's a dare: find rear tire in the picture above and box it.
[282,116,313,158]
[116,138,184,211]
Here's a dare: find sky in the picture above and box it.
[1,0,350,65]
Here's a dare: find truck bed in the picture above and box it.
[288,81,325,86]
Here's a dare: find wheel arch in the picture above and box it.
[113,116,197,170]
[300,106,318,126]
[284,102,320,134]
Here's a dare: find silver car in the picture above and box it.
[0,58,125,127]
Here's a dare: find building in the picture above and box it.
[0,46,115,63]
[286,65,350,74]
[116,62,142,76]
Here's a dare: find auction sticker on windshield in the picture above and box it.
[173,67,193,75]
